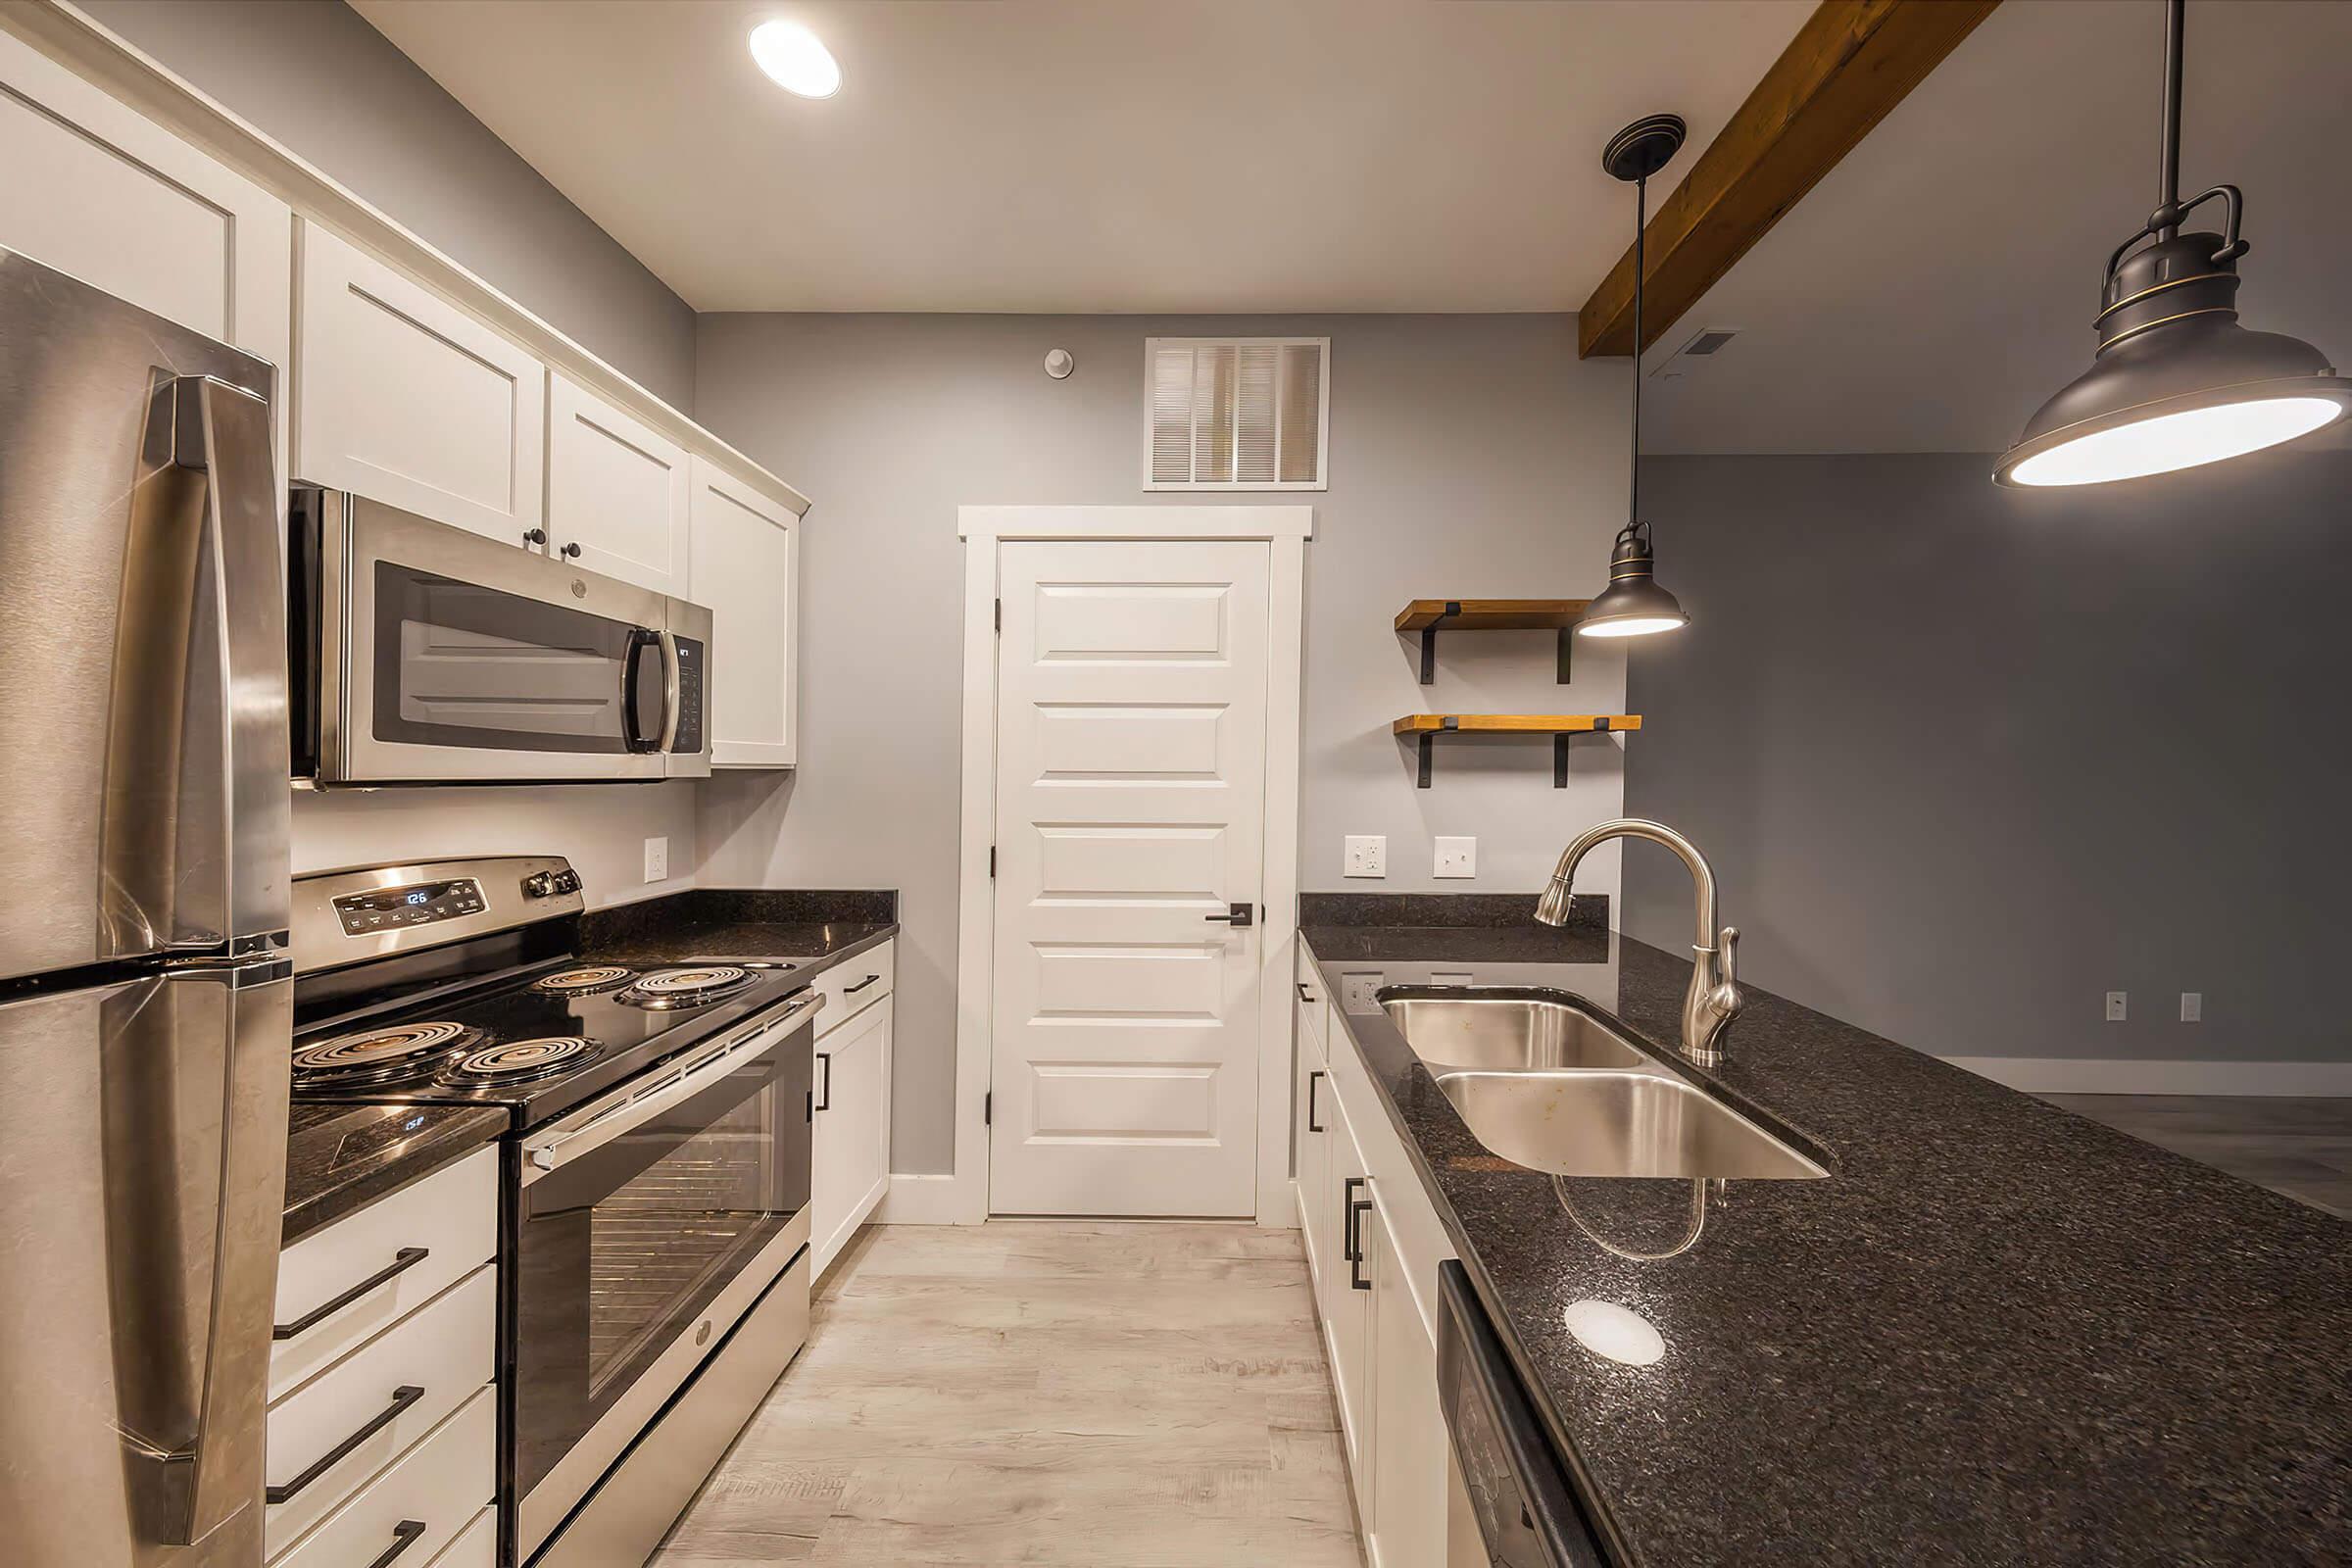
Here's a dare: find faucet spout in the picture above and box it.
[1536,818,1742,1065]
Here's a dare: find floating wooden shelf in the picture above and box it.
[1391,713,1642,788]
[1394,600,1592,684]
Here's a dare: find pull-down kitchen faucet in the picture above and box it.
[1536,818,1742,1065]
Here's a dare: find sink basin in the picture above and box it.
[1435,1070,1827,1181]
[1380,989,1649,1073]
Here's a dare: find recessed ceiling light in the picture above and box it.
[749,20,841,100]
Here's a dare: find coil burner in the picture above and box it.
[441,1036,601,1085]
[292,1020,479,1087]
[619,965,754,1010]
[530,964,638,996]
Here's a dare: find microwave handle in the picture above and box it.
[620,627,663,754]
[657,629,682,753]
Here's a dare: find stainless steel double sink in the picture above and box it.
[1379,988,1827,1181]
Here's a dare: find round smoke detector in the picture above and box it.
[1044,348,1075,380]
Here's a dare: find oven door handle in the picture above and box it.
[521,989,823,1181]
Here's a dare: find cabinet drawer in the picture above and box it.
[272,1147,497,1397]
[425,1508,494,1568]
[814,941,893,1036]
[271,1385,494,1568]
[266,1265,495,1555]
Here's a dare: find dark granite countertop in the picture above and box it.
[1299,916,2350,1567]
[283,1102,505,1246]
[577,887,897,977]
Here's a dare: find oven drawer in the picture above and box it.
[815,940,893,1035]
[271,1146,497,1397]
[266,1263,495,1555]
[271,1384,494,1568]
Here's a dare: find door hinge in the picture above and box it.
[984,1090,993,1126]
[988,845,997,878]
[993,597,1002,633]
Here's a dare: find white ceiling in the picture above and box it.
[1642,0,2352,453]
[356,0,2352,455]
[351,0,1812,314]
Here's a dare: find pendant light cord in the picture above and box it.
[1625,172,1647,551]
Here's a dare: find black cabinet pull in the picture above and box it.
[844,973,880,995]
[366,1520,428,1568]
[272,1248,429,1341]
[1342,1176,1366,1261]
[1305,1070,1325,1132]
[1297,981,1315,1004]
[1349,1198,1375,1292]
[815,1051,833,1111]
[267,1385,424,1503]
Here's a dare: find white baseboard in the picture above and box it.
[1941,1055,2352,1097]
[873,1172,986,1225]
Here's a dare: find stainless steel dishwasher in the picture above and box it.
[1437,1261,1610,1566]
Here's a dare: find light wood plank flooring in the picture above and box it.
[2041,1094,2352,1217]
[653,1222,1364,1566]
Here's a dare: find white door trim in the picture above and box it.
[907,506,1311,1227]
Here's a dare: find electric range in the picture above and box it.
[288,856,821,1568]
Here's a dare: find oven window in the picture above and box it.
[370,561,646,753]
[513,1037,811,1505]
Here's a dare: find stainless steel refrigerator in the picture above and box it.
[0,249,292,1565]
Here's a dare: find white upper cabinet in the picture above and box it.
[547,372,690,596]
[0,30,290,459]
[294,222,546,543]
[687,457,800,767]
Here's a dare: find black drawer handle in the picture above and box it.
[1297,981,1315,1004]
[1342,1176,1366,1261]
[1305,1070,1325,1133]
[843,973,880,995]
[367,1520,428,1568]
[1349,1198,1375,1292]
[815,1051,832,1112]
[266,1385,425,1504]
[272,1248,428,1341]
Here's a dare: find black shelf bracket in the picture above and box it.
[1556,626,1575,685]
[1415,602,1458,684]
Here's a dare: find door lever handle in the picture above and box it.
[1202,903,1254,927]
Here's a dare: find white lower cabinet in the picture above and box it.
[426,1508,496,1568]
[810,945,895,1277]
[1295,940,1452,1568]
[272,1386,494,1568]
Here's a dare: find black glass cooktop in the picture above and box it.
[290,955,807,1129]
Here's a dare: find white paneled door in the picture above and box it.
[989,540,1273,1216]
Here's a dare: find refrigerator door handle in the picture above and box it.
[171,375,293,944]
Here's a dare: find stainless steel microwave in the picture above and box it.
[291,489,710,784]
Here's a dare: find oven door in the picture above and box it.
[306,490,683,783]
[512,992,816,1561]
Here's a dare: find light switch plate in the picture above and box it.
[1435,837,1476,879]
[2180,992,2202,1023]
[643,836,669,883]
[1344,835,1387,878]
[2105,991,2127,1022]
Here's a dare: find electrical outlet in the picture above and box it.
[643,836,669,883]
[1340,971,1386,1011]
[1435,836,1477,879]
[2180,992,2202,1023]
[1344,835,1387,878]
[2105,991,2128,1022]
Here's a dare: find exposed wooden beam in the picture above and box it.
[1578,0,2000,358]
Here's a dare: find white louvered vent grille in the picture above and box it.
[1145,337,1328,490]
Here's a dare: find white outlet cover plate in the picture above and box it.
[2180,992,2202,1022]
[1339,972,1386,1011]
[644,836,669,882]
[1435,836,1476,879]
[2105,991,2127,1022]
[1344,835,1387,878]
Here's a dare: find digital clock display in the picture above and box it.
[333,878,486,935]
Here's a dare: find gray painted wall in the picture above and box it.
[695,313,1642,1172]
[78,0,696,406]
[1623,450,2352,1065]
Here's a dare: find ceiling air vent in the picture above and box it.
[1145,337,1329,490]
[1650,326,1740,380]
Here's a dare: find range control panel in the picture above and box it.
[332,877,485,935]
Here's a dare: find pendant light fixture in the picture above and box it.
[1578,114,1690,640]
[1994,0,2352,487]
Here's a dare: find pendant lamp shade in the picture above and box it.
[1994,1,2352,487]
[1577,526,1688,638]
